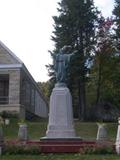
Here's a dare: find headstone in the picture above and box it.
[96,123,107,141]
[0,147,2,156]
[18,124,28,141]
[5,119,10,125]
[116,117,120,154]
[46,85,76,138]
[0,126,4,156]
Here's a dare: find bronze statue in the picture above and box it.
[53,46,75,86]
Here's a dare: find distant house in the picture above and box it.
[0,41,48,118]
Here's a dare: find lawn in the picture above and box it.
[3,118,118,141]
[1,118,119,160]
[1,154,120,160]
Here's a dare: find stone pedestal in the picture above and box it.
[116,118,120,154]
[96,123,107,141]
[18,124,28,141]
[0,126,4,156]
[46,86,76,138]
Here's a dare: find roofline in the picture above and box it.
[0,64,23,69]
[0,40,23,64]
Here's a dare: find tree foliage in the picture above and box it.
[45,0,120,121]
[113,0,120,51]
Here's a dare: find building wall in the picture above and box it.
[9,69,21,104]
[0,68,48,118]
[35,90,48,117]
[0,69,21,113]
[0,41,48,118]
[20,69,48,118]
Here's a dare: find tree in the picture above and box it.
[113,0,120,51]
[88,14,120,112]
[37,81,51,101]
[48,0,99,120]
[94,17,114,104]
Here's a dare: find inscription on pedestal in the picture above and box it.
[46,86,76,138]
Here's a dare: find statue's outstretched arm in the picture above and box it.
[68,50,77,61]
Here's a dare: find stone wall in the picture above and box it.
[0,104,20,112]
[9,69,20,105]
[0,41,48,118]
[0,68,48,118]
[0,69,21,113]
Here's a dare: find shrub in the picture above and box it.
[93,145,115,154]
[78,144,114,155]
[0,111,18,119]
[4,143,41,155]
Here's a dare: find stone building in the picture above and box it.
[0,41,48,118]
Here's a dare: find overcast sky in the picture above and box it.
[0,0,115,82]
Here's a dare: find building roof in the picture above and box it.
[0,40,23,64]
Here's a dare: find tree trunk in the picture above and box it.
[78,75,86,121]
[96,62,102,104]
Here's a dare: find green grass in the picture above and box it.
[3,118,48,140]
[1,154,120,160]
[3,118,118,141]
[1,118,119,159]
[75,121,117,141]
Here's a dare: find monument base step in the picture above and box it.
[28,139,97,153]
[40,137,82,141]
[6,139,114,153]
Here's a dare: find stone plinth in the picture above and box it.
[46,86,76,138]
[116,118,120,154]
[0,126,4,156]
[18,124,28,141]
[96,123,107,141]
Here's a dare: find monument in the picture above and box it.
[46,46,76,138]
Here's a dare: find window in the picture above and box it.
[0,75,9,104]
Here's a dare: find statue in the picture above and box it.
[53,46,75,86]
[46,47,77,139]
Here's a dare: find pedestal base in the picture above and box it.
[6,139,114,153]
[116,124,120,154]
[46,86,76,138]
[29,139,96,153]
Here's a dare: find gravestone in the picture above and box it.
[0,126,4,155]
[96,123,107,141]
[5,119,10,125]
[116,117,120,154]
[18,124,28,141]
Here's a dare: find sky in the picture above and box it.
[0,0,115,82]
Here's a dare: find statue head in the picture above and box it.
[60,45,72,54]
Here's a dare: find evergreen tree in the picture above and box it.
[113,0,120,51]
[48,0,99,120]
